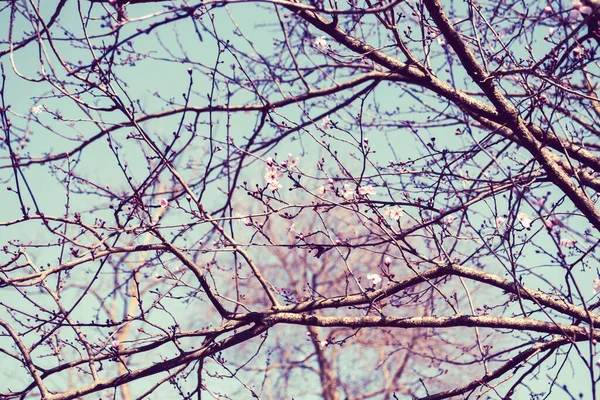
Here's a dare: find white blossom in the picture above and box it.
[367,273,382,286]
[517,213,533,229]
[314,36,327,50]
[386,206,404,221]
[341,184,355,200]
[358,185,376,196]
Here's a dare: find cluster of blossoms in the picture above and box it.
[544,1,594,20]
[341,184,355,200]
[264,154,299,191]
[316,182,376,201]
[342,183,376,200]
[358,185,376,196]
[570,0,594,19]
[265,165,283,192]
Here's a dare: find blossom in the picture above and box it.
[358,185,376,196]
[560,239,577,248]
[159,198,169,208]
[594,279,600,294]
[495,217,506,230]
[543,219,553,230]
[314,36,327,50]
[384,256,392,266]
[265,157,274,167]
[570,0,593,20]
[236,213,253,226]
[241,217,252,226]
[288,223,296,234]
[268,181,282,192]
[366,273,382,286]
[111,340,120,350]
[317,185,326,196]
[31,105,43,115]
[517,213,533,229]
[282,153,298,169]
[341,184,355,200]
[445,215,455,225]
[321,116,331,129]
[265,166,283,184]
[386,206,404,221]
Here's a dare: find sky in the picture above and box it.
[1,0,599,399]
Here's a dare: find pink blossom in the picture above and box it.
[159,198,169,208]
[317,185,326,196]
[495,217,506,230]
[445,215,455,225]
[543,218,556,230]
[386,206,404,221]
[282,153,298,169]
[31,105,43,115]
[265,157,274,167]
[358,185,376,196]
[367,273,382,286]
[517,213,533,229]
[560,239,577,248]
[111,340,120,350]
[384,256,392,266]
[265,167,283,184]
[322,116,331,129]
